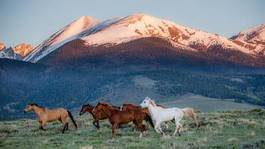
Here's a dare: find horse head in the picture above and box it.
[140,97,156,108]
[79,103,94,116]
[23,103,39,113]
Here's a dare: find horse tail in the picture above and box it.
[145,113,154,128]
[182,108,198,128]
[67,110,78,129]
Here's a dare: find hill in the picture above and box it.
[1,58,265,120]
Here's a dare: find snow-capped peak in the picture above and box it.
[13,43,33,57]
[81,13,252,54]
[231,24,265,55]
[24,16,99,62]
[233,24,265,42]
[0,41,5,51]
[49,16,99,45]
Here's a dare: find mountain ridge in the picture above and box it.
[1,13,265,67]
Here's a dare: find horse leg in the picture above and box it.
[158,126,164,135]
[140,124,146,137]
[192,113,199,129]
[173,119,182,136]
[177,123,182,136]
[134,121,145,138]
[39,121,46,131]
[38,121,43,130]
[62,122,69,133]
[62,123,66,133]
[96,120,100,129]
[65,122,69,131]
[164,122,169,129]
[155,122,164,136]
[112,123,118,138]
[93,120,100,129]
[61,117,69,133]
[132,120,140,132]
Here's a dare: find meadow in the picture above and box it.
[0,109,265,149]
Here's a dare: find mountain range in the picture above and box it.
[0,42,33,60]
[1,13,265,66]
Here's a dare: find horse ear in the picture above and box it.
[147,96,151,100]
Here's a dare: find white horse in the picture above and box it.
[140,97,184,136]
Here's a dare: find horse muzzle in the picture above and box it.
[23,109,28,113]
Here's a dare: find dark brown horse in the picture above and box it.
[79,103,120,129]
[120,103,154,128]
[93,102,146,138]
[24,103,78,133]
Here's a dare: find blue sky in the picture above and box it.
[0,0,264,47]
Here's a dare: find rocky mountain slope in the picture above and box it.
[21,13,265,67]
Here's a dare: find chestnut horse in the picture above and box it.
[23,103,78,133]
[79,103,120,129]
[120,103,154,128]
[92,102,146,138]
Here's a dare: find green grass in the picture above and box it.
[0,109,265,149]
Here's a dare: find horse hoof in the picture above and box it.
[139,133,143,138]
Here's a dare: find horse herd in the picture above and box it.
[23,97,198,137]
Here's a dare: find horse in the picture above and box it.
[156,104,199,128]
[92,102,146,138]
[140,97,184,136]
[120,103,154,128]
[79,103,120,129]
[23,103,78,133]
[181,108,199,128]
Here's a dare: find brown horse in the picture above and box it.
[24,103,78,133]
[79,103,121,129]
[120,103,154,128]
[92,102,146,138]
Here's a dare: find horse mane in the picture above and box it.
[28,103,42,108]
[83,103,93,108]
[98,102,110,106]
[157,104,166,108]
[149,99,157,107]
[98,102,119,108]
[112,105,120,109]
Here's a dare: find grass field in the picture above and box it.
[0,109,265,149]
[161,94,262,112]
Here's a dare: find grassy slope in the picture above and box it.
[0,109,265,149]
[161,94,262,112]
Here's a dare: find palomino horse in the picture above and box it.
[24,103,78,133]
[140,97,184,136]
[120,103,154,128]
[92,102,146,138]
[79,103,120,129]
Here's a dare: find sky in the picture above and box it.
[0,0,264,47]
